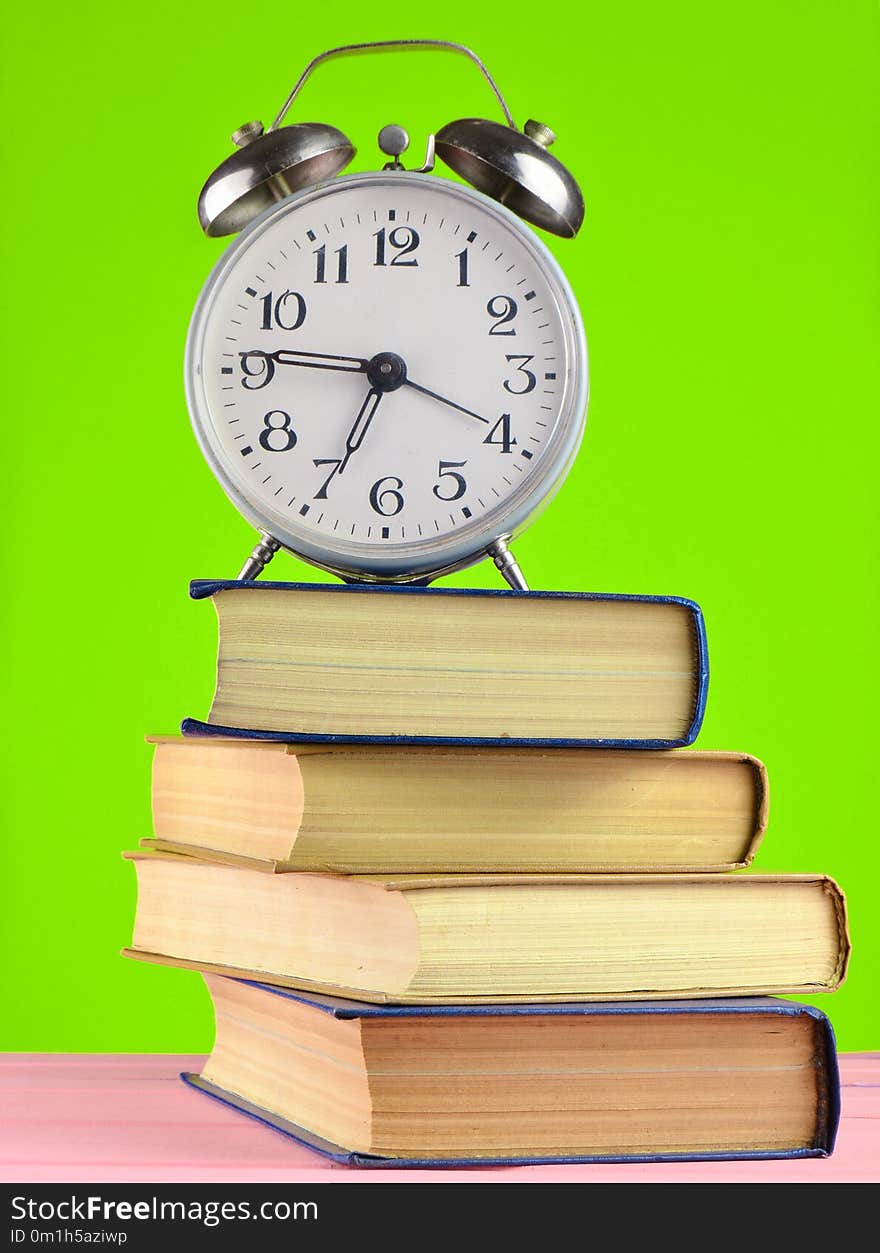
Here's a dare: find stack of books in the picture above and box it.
[124,579,849,1165]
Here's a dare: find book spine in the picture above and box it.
[814,1008,841,1153]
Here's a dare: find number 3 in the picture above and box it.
[503,354,537,395]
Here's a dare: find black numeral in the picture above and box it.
[454,249,469,287]
[487,295,517,335]
[369,475,405,515]
[503,354,536,394]
[432,460,468,501]
[312,458,342,499]
[313,244,349,284]
[240,351,275,390]
[373,227,420,267]
[260,289,307,331]
[483,413,517,454]
[259,410,297,452]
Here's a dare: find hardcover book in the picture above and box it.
[123,852,850,1003]
[148,738,767,873]
[182,580,709,747]
[184,977,840,1165]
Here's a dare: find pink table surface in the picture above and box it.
[1,1052,877,1183]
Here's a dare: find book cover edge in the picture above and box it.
[179,1071,835,1166]
[122,853,841,889]
[180,718,698,750]
[140,834,758,875]
[122,946,847,1004]
[189,578,704,613]
[216,980,839,1024]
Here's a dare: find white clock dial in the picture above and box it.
[186,172,588,581]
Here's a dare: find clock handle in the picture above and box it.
[269,40,516,133]
[237,531,281,581]
[487,538,529,591]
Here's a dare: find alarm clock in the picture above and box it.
[185,39,589,589]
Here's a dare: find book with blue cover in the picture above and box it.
[183,977,840,1166]
[182,579,709,747]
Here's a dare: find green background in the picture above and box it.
[1,1,877,1051]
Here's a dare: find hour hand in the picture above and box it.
[239,348,369,390]
[274,349,369,373]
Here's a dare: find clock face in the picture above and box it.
[186,172,588,580]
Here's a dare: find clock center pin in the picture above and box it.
[367,351,408,393]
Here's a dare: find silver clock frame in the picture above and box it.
[185,170,588,587]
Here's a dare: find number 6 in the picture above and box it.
[369,475,405,516]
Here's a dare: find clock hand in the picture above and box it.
[337,387,383,475]
[313,387,385,502]
[239,349,490,432]
[402,377,490,425]
[274,348,370,373]
[239,348,369,389]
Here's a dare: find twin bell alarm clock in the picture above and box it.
[185,39,589,589]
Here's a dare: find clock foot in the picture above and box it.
[237,531,281,580]
[487,538,529,591]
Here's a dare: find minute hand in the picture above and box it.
[402,377,490,425]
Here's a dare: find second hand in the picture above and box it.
[402,377,490,425]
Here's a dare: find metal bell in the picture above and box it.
[435,117,584,238]
[197,122,355,237]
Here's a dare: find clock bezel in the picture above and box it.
[185,170,589,583]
